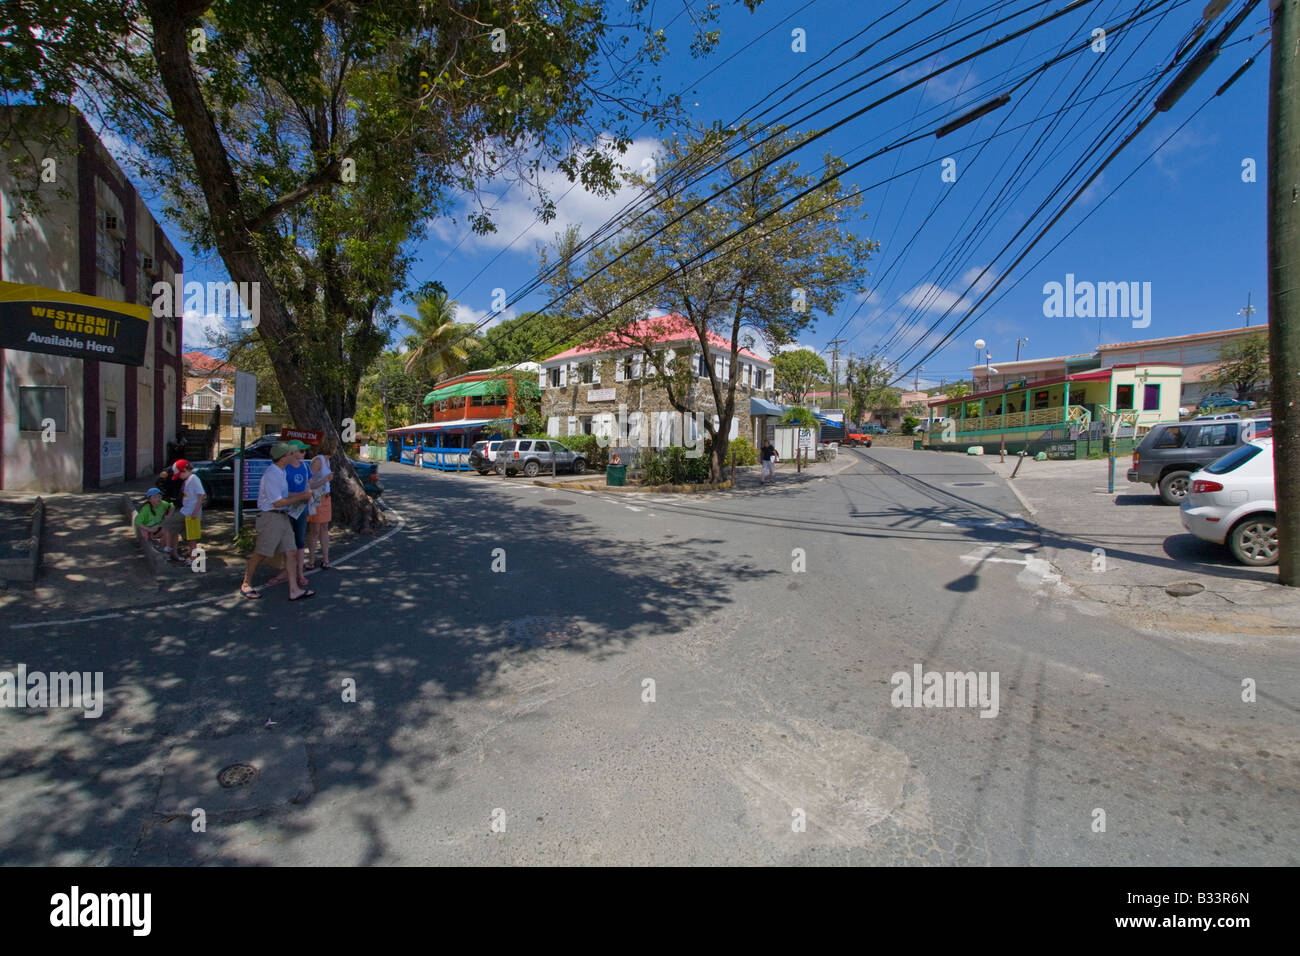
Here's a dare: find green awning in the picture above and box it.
[423,377,512,405]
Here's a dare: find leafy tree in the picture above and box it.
[357,350,426,437]
[400,291,475,383]
[1210,331,1269,400]
[4,0,761,529]
[546,127,875,482]
[778,406,819,429]
[846,351,897,423]
[901,416,920,435]
[772,349,828,404]
[942,382,971,400]
[476,310,588,367]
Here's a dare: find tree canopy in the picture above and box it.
[772,349,829,405]
[1211,331,1269,400]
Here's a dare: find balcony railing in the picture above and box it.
[954,405,1075,433]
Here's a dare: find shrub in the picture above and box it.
[562,433,609,469]
[902,416,920,435]
[725,435,758,466]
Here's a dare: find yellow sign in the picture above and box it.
[0,280,151,366]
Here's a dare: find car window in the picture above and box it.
[1205,443,1263,474]
[1151,427,1185,449]
[534,441,550,452]
[1193,423,1237,447]
[516,441,532,452]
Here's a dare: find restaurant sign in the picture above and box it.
[0,281,151,366]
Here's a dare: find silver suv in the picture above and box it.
[1127,419,1266,504]
[495,439,587,477]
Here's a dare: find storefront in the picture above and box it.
[387,418,513,471]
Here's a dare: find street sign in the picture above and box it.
[798,428,813,449]
[1007,378,1027,390]
[233,371,258,427]
[242,458,273,502]
[280,427,322,444]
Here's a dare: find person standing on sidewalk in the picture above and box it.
[161,459,205,563]
[760,440,778,485]
[240,442,314,600]
[267,441,312,589]
[305,452,333,569]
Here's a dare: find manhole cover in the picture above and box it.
[1165,582,1205,598]
[217,763,258,789]
[540,498,575,505]
[506,616,584,649]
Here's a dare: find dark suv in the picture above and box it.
[1127,419,1264,505]
[494,439,587,477]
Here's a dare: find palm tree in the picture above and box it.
[399,291,474,383]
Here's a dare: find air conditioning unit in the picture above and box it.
[104,213,124,238]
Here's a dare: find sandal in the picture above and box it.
[318,561,332,570]
[289,589,316,601]
[239,584,262,599]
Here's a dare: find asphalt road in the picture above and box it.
[2,448,1296,865]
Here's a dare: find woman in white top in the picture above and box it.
[306,453,333,569]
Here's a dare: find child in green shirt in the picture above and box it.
[135,488,177,553]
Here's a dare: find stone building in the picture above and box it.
[539,315,776,448]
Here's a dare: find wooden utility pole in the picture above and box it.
[828,338,846,409]
[1270,0,1300,584]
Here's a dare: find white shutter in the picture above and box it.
[567,415,578,436]
[632,354,643,379]
[593,360,601,384]
[539,368,548,390]
[615,357,625,382]
[599,413,614,439]
[547,416,559,437]
[665,348,676,366]
[559,364,567,387]
[656,411,672,447]
[715,356,723,378]
[569,362,578,385]
[729,418,739,440]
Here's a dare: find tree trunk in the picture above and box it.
[147,0,383,531]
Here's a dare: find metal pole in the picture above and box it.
[234,425,245,535]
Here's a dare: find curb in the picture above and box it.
[0,497,45,586]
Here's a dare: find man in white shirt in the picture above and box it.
[240,442,314,600]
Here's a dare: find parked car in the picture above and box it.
[468,440,503,475]
[193,435,383,504]
[841,424,873,447]
[1126,418,1265,505]
[1196,392,1255,413]
[1180,438,1277,566]
[863,423,890,435]
[493,438,587,477]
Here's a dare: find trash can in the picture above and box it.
[606,464,627,486]
[912,439,923,450]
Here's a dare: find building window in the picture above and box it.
[19,386,68,432]
[105,405,118,438]
[623,355,636,380]
[580,362,594,384]
[1142,383,1160,410]
[697,353,708,377]
[754,368,765,389]
[1115,384,1135,409]
[580,415,594,435]
[1033,390,1050,410]
[548,367,562,388]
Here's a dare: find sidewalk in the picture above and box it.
[980,453,1300,634]
[0,474,365,624]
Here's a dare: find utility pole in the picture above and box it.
[914,365,924,392]
[1016,337,1029,361]
[1269,0,1299,586]
[1238,292,1256,327]
[828,338,846,409]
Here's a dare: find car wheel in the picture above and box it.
[572,458,586,475]
[523,460,539,478]
[1158,470,1191,505]
[1228,515,1279,566]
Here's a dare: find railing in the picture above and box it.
[953,407,1066,433]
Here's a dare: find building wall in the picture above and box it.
[1100,329,1267,403]
[0,106,183,491]
[540,356,754,445]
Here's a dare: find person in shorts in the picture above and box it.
[305,452,333,569]
[134,488,176,552]
[240,441,313,600]
[162,459,205,562]
[267,440,312,588]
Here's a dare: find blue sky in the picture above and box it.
[168,0,1272,390]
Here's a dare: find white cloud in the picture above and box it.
[430,137,664,257]
[182,310,232,350]
[899,282,971,314]
[960,266,997,295]
[454,302,517,331]
[898,55,980,106]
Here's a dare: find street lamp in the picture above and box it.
[1016,337,1029,361]
[973,338,985,389]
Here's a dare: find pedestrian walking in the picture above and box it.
[305,452,333,569]
[760,440,778,484]
[240,441,314,600]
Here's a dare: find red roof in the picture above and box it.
[183,351,231,374]
[543,314,769,364]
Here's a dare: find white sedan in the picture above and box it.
[1179,438,1278,566]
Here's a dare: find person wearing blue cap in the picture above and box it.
[134,487,177,554]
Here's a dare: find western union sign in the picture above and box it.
[0,280,151,366]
